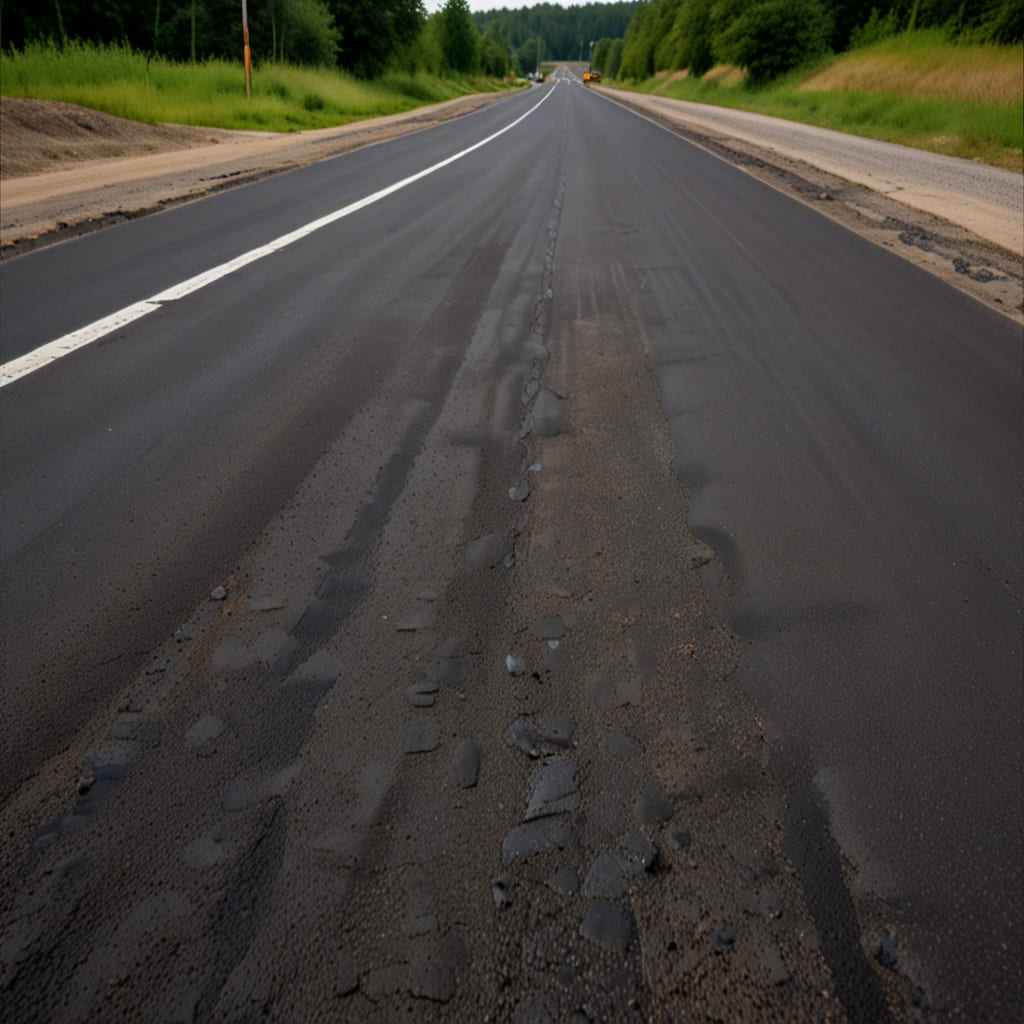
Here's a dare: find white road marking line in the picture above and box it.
[1,82,561,388]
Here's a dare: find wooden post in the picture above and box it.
[242,0,252,98]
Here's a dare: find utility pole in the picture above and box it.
[241,0,252,98]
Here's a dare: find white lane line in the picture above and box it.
[1,82,561,388]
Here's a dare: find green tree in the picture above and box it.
[479,20,511,76]
[606,36,624,78]
[438,0,477,73]
[326,0,423,78]
[516,34,544,75]
[257,0,339,65]
[675,0,716,77]
[714,0,833,85]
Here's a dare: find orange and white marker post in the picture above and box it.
[241,0,252,98]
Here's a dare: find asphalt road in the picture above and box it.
[1,72,1020,1020]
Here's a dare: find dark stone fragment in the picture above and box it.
[492,878,510,907]
[502,819,571,863]
[625,830,659,871]
[525,760,578,820]
[453,738,480,788]
[537,715,575,748]
[634,779,674,824]
[582,852,633,899]
[403,718,438,754]
[504,719,542,758]
[334,951,359,997]
[507,653,527,676]
[580,901,634,953]
[873,929,900,970]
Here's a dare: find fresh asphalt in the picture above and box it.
[1,73,1019,1018]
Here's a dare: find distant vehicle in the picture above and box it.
[583,70,601,83]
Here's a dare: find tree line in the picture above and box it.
[0,1,643,80]
[601,0,1023,85]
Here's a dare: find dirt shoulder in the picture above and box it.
[2,91,1021,322]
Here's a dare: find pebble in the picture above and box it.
[210,585,227,601]
[524,759,578,820]
[625,830,659,871]
[504,720,542,758]
[873,929,899,970]
[580,900,634,953]
[509,482,531,502]
[492,878,510,907]
[531,390,569,437]
[506,653,527,676]
[537,715,574,748]
[403,718,438,754]
[634,778,674,824]
[582,852,634,899]
[502,819,570,863]
[452,738,480,788]
[333,951,359,997]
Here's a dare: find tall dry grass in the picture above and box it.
[801,35,1023,103]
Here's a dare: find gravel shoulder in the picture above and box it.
[2,88,1021,324]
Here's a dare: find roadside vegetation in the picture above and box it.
[0,40,518,132]
[0,1,530,132]
[592,0,1023,170]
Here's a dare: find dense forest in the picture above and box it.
[608,0,1023,84]
[0,1,639,79]
[470,2,637,61]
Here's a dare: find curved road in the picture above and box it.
[1,73,1020,1020]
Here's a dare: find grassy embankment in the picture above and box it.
[613,31,1023,171]
[0,40,523,132]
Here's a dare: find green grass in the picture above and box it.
[613,33,1023,171]
[0,40,522,132]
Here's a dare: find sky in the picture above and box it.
[423,1,627,13]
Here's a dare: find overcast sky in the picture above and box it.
[422,1,628,13]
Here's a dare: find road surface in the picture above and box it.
[1,71,1020,1021]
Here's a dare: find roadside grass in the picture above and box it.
[0,40,522,132]
[615,32,1023,171]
